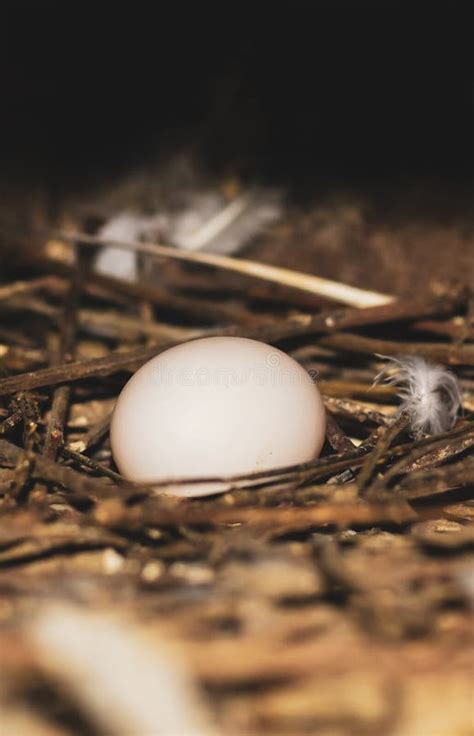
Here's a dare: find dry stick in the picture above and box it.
[12,393,40,499]
[43,251,83,459]
[414,318,474,341]
[402,433,474,473]
[79,308,201,342]
[137,251,161,348]
[324,397,391,426]
[61,446,123,483]
[53,229,395,308]
[99,497,416,532]
[319,332,474,365]
[0,344,46,369]
[92,275,262,328]
[394,454,474,500]
[0,339,178,396]
[0,276,55,302]
[4,294,201,343]
[0,438,127,501]
[369,424,474,493]
[357,411,411,492]
[319,380,397,401]
[324,414,358,484]
[1,294,56,318]
[80,412,113,453]
[325,414,358,455]
[0,293,467,397]
[0,409,23,436]
[0,393,39,436]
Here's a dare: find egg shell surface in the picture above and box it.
[110,336,326,496]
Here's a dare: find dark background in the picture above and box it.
[0,1,472,195]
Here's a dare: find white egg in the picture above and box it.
[110,336,326,497]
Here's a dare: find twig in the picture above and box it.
[325,414,358,483]
[357,411,411,492]
[319,380,397,401]
[0,276,55,302]
[0,393,41,441]
[12,393,40,499]
[49,228,396,308]
[0,438,125,501]
[325,414,358,455]
[80,308,201,342]
[96,497,416,532]
[319,332,474,365]
[0,409,23,436]
[369,423,474,492]
[394,454,474,500]
[80,412,113,453]
[324,397,392,426]
[0,339,180,396]
[43,250,83,459]
[61,446,124,483]
[3,293,202,343]
[0,344,46,370]
[413,318,474,341]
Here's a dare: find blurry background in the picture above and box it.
[0,0,473,293]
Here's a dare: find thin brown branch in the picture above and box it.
[0,276,56,302]
[96,496,416,532]
[324,397,392,426]
[413,318,474,341]
[43,251,83,459]
[394,454,474,499]
[319,379,397,401]
[325,414,358,455]
[369,424,474,492]
[80,412,112,453]
[61,446,124,483]
[325,414,358,483]
[357,411,411,492]
[319,332,474,365]
[0,409,23,436]
[0,438,124,501]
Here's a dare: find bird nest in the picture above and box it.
[0,212,473,736]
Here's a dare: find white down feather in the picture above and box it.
[374,355,462,437]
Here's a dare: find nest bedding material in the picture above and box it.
[0,207,473,736]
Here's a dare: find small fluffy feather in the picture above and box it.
[374,355,462,437]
